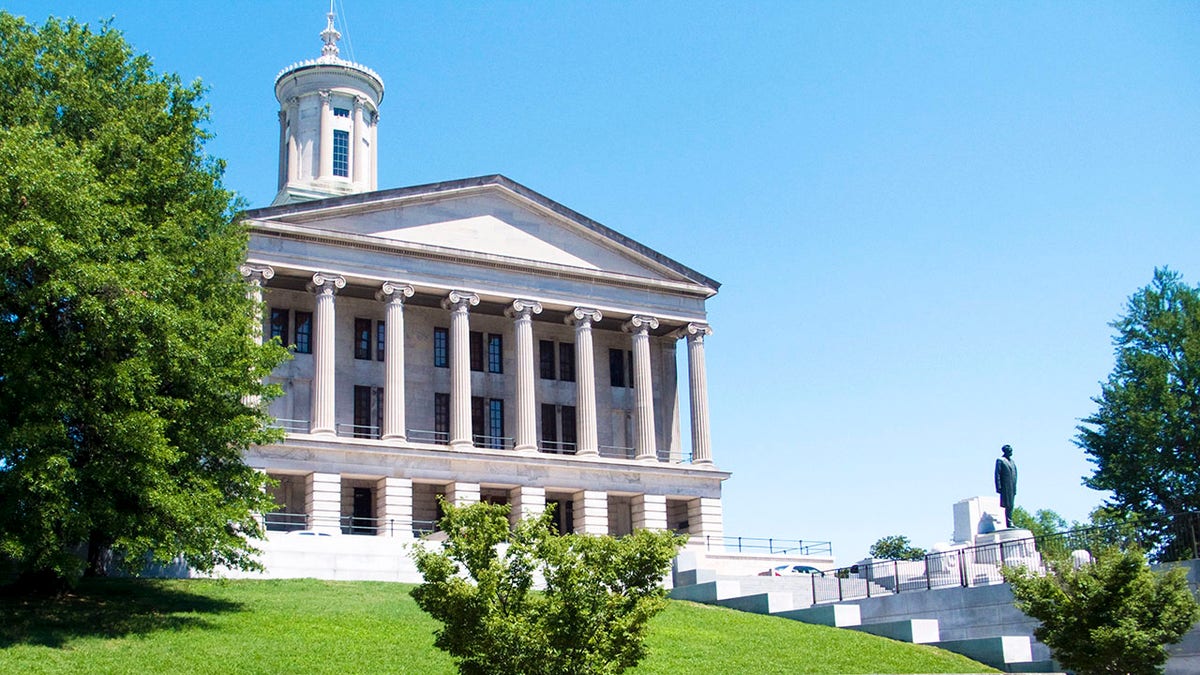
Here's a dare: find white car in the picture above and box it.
[761,564,824,577]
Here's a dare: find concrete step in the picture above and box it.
[932,635,1032,670]
[715,591,795,615]
[668,580,742,603]
[851,619,940,644]
[1004,660,1063,673]
[772,603,861,627]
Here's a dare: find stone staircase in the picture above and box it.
[670,554,1060,673]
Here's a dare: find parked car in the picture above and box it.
[287,529,335,537]
[760,564,824,577]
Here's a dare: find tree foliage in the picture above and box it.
[868,535,926,561]
[0,13,287,586]
[411,501,685,675]
[1078,268,1200,531]
[1005,548,1199,675]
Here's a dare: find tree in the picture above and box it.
[1077,268,1200,558]
[869,535,926,561]
[411,501,684,675]
[0,13,287,588]
[1005,548,1200,675]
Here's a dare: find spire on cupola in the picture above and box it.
[271,9,385,205]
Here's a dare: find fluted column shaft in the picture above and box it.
[685,323,713,464]
[352,97,367,188]
[378,282,414,440]
[309,272,345,435]
[443,291,479,448]
[624,316,659,461]
[239,265,274,343]
[507,300,543,452]
[570,308,602,456]
[318,90,333,179]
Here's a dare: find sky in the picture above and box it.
[8,1,1199,565]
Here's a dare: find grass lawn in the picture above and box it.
[0,578,998,674]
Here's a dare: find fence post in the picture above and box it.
[925,553,932,590]
[893,560,900,594]
[769,538,774,554]
[811,571,816,605]
[959,549,968,588]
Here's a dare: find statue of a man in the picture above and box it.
[994,444,1018,528]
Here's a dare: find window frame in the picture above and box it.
[433,327,449,368]
[487,333,503,374]
[294,311,313,354]
[332,129,350,178]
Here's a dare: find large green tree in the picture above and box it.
[1077,268,1200,558]
[411,501,684,675]
[868,534,926,561]
[0,13,286,587]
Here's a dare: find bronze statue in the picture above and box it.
[995,444,1018,528]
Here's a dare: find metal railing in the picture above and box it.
[474,434,514,450]
[336,423,381,439]
[263,511,309,532]
[407,429,449,444]
[708,536,834,556]
[808,511,1200,605]
[599,445,635,459]
[540,441,577,455]
[271,418,309,433]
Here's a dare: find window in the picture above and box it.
[541,403,557,449]
[376,321,386,361]
[539,340,556,380]
[540,404,576,454]
[354,318,372,360]
[472,397,505,449]
[433,327,448,368]
[561,405,576,450]
[353,385,382,439]
[469,331,483,372]
[333,107,351,118]
[333,129,350,177]
[488,399,504,446]
[472,397,485,440]
[609,348,634,388]
[558,343,575,382]
[294,311,312,354]
[269,308,289,346]
[434,393,450,442]
[487,334,503,373]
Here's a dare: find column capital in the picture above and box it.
[670,322,713,341]
[353,95,368,111]
[622,315,659,334]
[307,272,346,295]
[376,281,415,303]
[318,89,332,104]
[239,264,275,286]
[567,307,603,326]
[505,298,543,319]
[441,290,480,311]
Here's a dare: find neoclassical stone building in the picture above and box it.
[240,14,726,546]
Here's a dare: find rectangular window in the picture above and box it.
[333,107,351,118]
[487,334,503,374]
[627,350,635,388]
[561,405,577,453]
[332,129,350,177]
[353,385,374,438]
[558,342,575,382]
[471,396,485,441]
[434,393,450,442]
[609,348,625,387]
[469,331,483,372]
[541,403,558,450]
[488,399,504,448]
[434,327,449,368]
[294,311,312,354]
[376,321,386,361]
[539,340,556,380]
[270,308,289,347]
[354,318,372,360]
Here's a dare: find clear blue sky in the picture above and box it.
[10,1,1199,564]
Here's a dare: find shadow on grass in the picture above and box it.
[0,578,243,649]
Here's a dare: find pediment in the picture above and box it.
[249,180,714,288]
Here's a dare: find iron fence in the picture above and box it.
[707,536,834,556]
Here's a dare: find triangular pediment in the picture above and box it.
[245,177,718,290]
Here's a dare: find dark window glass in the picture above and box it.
[376,321,386,361]
[471,396,485,440]
[333,107,351,118]
[488,399,504,448]
[559,343,575,382]
[541,403,557,450]
[539,340,556,380]
[627,350,635,388]
[469,331,483,372]
[375,388,384,436]
[487,334,503,373]
[434,328,449,368]
[354,318,372,360]
[294,311,312,354]
[609,348,625,387]
[561,405,577,453]
[434,393,450,442]
[353,386,373,438]
[333,129,350,177]
[270,308,289,346]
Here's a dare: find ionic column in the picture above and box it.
[317,89,333,179]
[623,315,659,461]
[352,96,367,188]
[286,97,300,181]
[442,291,479,449]
[377,282,414,440]
[679,323,713,465]
[308,272,345,435]
[506,299,543,452]
[238,264,274,343]
[276,109,288,190]
[568,308,603,456]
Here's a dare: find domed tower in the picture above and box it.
[272,12,385,205]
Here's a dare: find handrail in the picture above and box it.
[336,423,380,439]
[270,418,309,433]
[707,535,833,556]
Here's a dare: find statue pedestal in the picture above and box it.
[972,528,1038,569]
[952,496,1006,545]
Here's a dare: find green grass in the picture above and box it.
[0,579,999,674]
